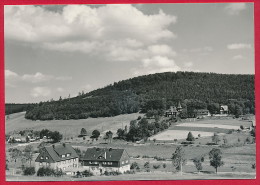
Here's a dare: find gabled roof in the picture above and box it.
[35,143,78,163]
[177,101,182,109]
[166,106,177,113]
[220,105,228,111]
[82,148,128,162]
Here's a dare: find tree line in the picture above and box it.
[23,71,254,120]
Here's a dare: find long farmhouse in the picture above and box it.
[81,147,130,175]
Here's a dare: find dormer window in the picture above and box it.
[62,154,65,158]
[45,156,49,160]
[66,153,70,157]
[40,156,44,159]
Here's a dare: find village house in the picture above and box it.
[194,109,210,118]
[165,101,183,118]
[220,105,229,115]
[7,134,27,143]
[165,106,178,117]
[35,143,79,174]
[81,147,130,175]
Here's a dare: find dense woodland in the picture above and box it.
[13,71,254,120]
[5,103,34,115]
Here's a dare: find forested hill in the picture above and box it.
[25,71,255,120]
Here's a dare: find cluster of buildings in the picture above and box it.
[35,143,131,176]
[164,102,229,119]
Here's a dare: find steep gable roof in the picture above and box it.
[35,143,78,163]
[82,148,128,162]
[220,105,228,111]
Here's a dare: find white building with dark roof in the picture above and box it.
[81,147,130,175]
[35,143,79,174]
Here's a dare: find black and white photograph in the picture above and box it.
[4,3,255,181]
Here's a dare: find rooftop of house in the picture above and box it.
[82,147,128,162]
[166,106,178,113]
[177,102,182,109]
[35,143,79,163]
[220,105,228,111]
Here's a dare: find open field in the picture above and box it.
[5,112,142,137]
[6,171,256,181]
[149,130,214,140]
[150,119,252,141]
[176,123,240,130]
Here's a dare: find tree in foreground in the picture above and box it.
[144,162,150,172]
[10,148,22,175]
[209,148,224,174]
[171,146,186,175]
[23,145,34,167]
[186,132,195,141]
[193,157,204,174]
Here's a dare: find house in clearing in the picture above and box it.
[165,106,178,117]
[35,143,79,174]
[81,147,130,175]
[194,109,210,118]
[220,105,229,115]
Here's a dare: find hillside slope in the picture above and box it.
[5,112,142,137]
[24,71,255,120]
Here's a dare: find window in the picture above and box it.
[67,153,71,157]
[89,161,92,164]
[122,161,124,164]
[125,160,128,163]
[62,154,65,158]
[45,156,49,160]
[40,156,44,159]
[94,162,98,164]
[103,162,107,165]
[108,162,112,165]
[39,162,42,166]
[47,162,50,166]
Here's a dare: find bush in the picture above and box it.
[240,125,244,130]
[181,141,194,145]
[82,170,93,177]
[227,129,234,134]
[130,162,139,170]
[206,142,218,146]
[23,167,35,176]
[154,156,166,161]
[124,170,135,174]
[37,167,55,176]
[153,164,160,169]
[186,132,195,141]
[163,163,167,168]
[104,171,121,176]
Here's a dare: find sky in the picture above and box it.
[4,3,254,103]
